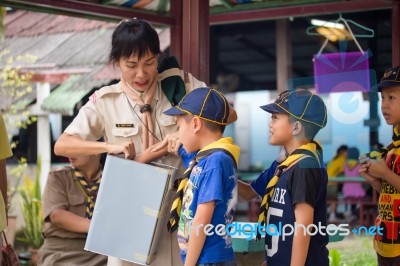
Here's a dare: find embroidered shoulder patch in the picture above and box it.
[89,92,97,103]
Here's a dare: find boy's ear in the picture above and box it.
[291,121,302,136]
[192,116,202,133]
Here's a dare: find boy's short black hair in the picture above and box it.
[289,116,320,140]
[183,115,226,134]
[109,18,161,64]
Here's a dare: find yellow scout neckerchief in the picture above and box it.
[368,125,400,160]
[257,141,322,240]
[167,137,240,234]
[74,170,102,219]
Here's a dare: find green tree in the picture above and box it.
[0,49,37,140]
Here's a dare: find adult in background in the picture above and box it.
[38,154,107,265]
[54,18,237,266]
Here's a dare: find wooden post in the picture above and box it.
[169,0,182,64]
[182,0,210,84]
[276,19,292,93]
[393,1,400,66]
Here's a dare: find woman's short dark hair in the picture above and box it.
[109,18,161,64]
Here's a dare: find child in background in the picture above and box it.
[39,154,107,265]
[326,145,348,222]
[359,65,400,265]
[342,147,365,222]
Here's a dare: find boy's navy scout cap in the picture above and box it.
[378,65,400,91]
[260,89,327,128]
[164,87,230,125]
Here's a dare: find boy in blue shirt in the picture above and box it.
[164,87,240,266]
[238,89,329,266]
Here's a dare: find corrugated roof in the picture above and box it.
[38,29,112,67]
[41,72,109,116]
[1,9,170,114]
[5,10,116,37]
[1,11,116,70]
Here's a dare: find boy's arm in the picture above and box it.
[382,169,400,191]
[291,203,314,266]
[366,159,400,191]
[238,180,257,201]
[135,142,169,163]
[359,162,382,192]
[185,201,215,266]
[244,160,280,201]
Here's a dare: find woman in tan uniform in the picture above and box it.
[54,18,236,266]
[38,154,107,265]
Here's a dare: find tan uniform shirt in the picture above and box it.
[64,77,206,266]
[66,81,187,168]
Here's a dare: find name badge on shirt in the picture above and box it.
[115,124,134,128]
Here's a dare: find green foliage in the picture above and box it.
[329,249,341,266]
[340,237,376,266]
[329,237,377,266]
[0,49,37,133]
[18,157,44,249]
[0,7,5,41]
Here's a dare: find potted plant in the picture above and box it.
[18,157,44,265]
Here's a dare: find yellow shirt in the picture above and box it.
[326,155,346,178]
[0,113,12,231]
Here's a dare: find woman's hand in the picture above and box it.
[151,132,180,154]
[106,141,136,160]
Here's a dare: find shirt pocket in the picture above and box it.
[112,127,139,143]
[69,195,85,206]
[68,194,85,216]
[158,115,178,136]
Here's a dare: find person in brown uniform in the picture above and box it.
[38,154,107,266]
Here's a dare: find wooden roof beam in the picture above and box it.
[1,0,175,26]
[210,0,392,25]
[26,68,91,83]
